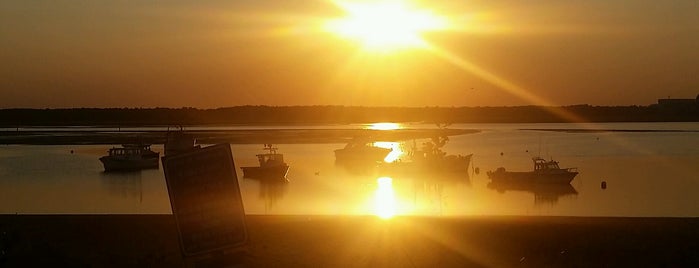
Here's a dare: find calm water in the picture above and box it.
[1,123,698,217]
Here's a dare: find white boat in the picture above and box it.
[241,144,289,180]
[334,141,392,163]
[487,157,578,184]
[99,144,160,172]
[164,130,199,156]
[381,138,472,174]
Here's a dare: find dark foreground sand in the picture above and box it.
[1,215,698,267]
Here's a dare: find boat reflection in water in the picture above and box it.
[487,181,578,205]
[369,171,472,219]
[99,170,143,201]
[246,176,289,213]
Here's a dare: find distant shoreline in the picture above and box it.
[1,126,697,145]
[1,105,698,127]
[0,128,478,145]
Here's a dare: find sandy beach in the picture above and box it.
[1,215,697,267]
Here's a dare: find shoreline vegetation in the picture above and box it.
[1,105,698,127]
[0,128,477,145]
[1,105,696,145]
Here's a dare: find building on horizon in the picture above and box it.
[657,94,699,107]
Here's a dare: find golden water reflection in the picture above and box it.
[374,177,396,219]
[372,141,404,163]
[366,122,402,130]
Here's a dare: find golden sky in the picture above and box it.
[1,0,698,108]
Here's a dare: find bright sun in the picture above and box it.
[325,0,447,51]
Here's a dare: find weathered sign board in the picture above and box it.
[162,144,247,257]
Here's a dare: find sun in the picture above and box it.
[325,0,448,51]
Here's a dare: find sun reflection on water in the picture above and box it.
[374,177,396,219]
[372,141,404,163]
[366,122,402,130]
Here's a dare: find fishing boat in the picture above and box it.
[241,144,290,179]
[99,144,160,172]
[164,130,199,156]
[380,137,472,174]
[334,140,392,163]
[487,157,578,184]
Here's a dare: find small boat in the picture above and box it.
[487,157,578,184]
[334,140,392,163]
[380,137,472,175]
[164,130,199,156]
[99,144,160,172]
[241,144,289,179]
[412,148,472,173]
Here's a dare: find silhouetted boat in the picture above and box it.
[413,150,472,173]
[381,137,472,174]
[99,144,160,172]
[334,140,392,163]
[241,144,289,179]
[164,130,199,156]
[487,157,578,184]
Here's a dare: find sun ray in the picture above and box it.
[421,43,589,123]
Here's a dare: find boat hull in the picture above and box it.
[382,154,473,175]
[334,147,392,163]
[241,165,289,179]
[99,156,160,172]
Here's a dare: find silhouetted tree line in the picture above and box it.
[0,104,696,126]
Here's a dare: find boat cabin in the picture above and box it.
[107,144,156,157]
[533,157,561,171]
[257,153,285,167]
[109,147,143,156]
[256,144,287,167]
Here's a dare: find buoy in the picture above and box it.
[70,150,74,154]
[601,181,607,189]
[500,152,504,156]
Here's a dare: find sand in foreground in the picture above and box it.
[1,215,698,267]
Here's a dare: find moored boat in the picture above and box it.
[334,140,392,163]
[380,136,472,175]
[164,130,199,156]
[99,144,160,172]
[241,144,290,179]
[487,157,578,184]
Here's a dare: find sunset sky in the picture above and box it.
[1,0,698,108]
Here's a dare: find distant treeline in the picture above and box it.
[1,104,697,126]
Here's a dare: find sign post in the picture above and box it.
[162,144,247,258]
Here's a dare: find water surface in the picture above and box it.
[1,122,697,217]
